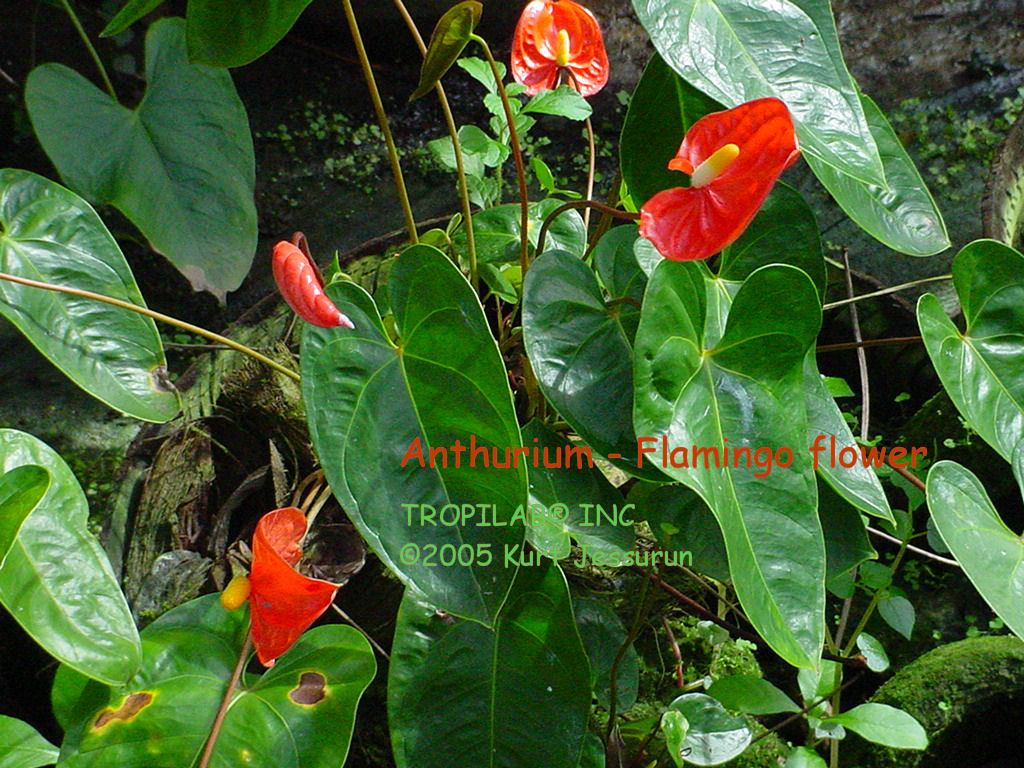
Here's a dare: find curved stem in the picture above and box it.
[842,538,909,657]
[536,199,639,255]
[340,0,418,244]
[470,34,530,275]
[564,70,597,233]
[816,336,922,353]
[59,0,116,100]
[823,274,950,310]
[197,632,252,768]
[391,0,477,287]
[0,271,301,382]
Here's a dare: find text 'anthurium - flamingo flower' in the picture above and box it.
[511,0,609,97]
[639,97,801,262]
[272,239,354,329]
[248,507,340,667]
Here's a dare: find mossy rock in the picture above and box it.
[848,635,1024,768]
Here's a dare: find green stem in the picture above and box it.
[471,34,530,275]
[197,632,252,768]
[340,0,418,244]
[581,116,596,232]
[842,539,909,657]
[58,0,116,100]
[823,274,950,310]
[0,271,301,382]
[391,0,476,287]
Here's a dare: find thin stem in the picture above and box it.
[0,271,300,381]
[817,336,922,353]
[471,34,531,274]
[891,462,927,493]
[536,199,639,255]
[662,616,684,688]
[582,116,597,232]
[607,575,652,744]
[197,632,252,768]
[390,0,477,287]
[749,673,864,747]
[823,274,950,310]
[340,0,418,244]
[842,249,870,442]
[866,525,960,567]
[58,0,117,100]
[842,539,909,657]
[331,603,390,659]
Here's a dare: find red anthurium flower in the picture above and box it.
[248,507,340,667]
[272,239,354,329]
[511,0,609,97]
[639,97,801,262]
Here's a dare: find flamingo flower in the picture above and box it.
[639,97,801,262]
[245,507,340,667]
[511,0,609,97]
[272,239,354,329]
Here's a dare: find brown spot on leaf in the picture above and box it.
[92,692,154,729]
[288,672,327,706]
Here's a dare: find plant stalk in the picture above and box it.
[0,271,301,381]
[536,199,639,255]
[197,632,252,768]
[340,0,419,244]
[470,34,531,275]
[58,0,117,100]
[823,274,950,310]
[391,0,477,286]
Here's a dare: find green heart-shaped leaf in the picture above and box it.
[302,245,526,624]
[634,262,824,667]
[823,703,927,750]
[0,429,141,685]
[187,0,317,67]
[918,240,1024,462]
[56,595,375,767]
[0,169,179,422]
[665,692,752,766]
[388,562,591,768]
[26,18,256,300]
[0,715,59,768]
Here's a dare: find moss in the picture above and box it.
[848,636,1024,768]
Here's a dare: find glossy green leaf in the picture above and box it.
[806,94,949,256]
[927,459,1024,640]
[824,703,927,750]
[388,563,591,768]
[522,85,592,120]
[101,0,166,36]
[593,225,647,342]
[187,0,316,67]
[0,465,49,569]
[632,0,885,187]
[57,595,375,767]
[25,18,256,299]
[919,241,1024,461]
[0,170,179,422]
[458,199,586,263]
[0,430,141,685]
[574,598,639,711]
[856,632,890,672]
[878,593,915,640]
[634,262,824,667]
[523,250,664,481]
[719,183,827,298]
[302,246,526,624]
[411,1,483,100]
[805,355,892,521]
[520,421,634,561]
[785,746,826,768]
[620,53,722,207]
[0,715,58,768]
[798,660,841,719]
[707,675,800,715]
[665,693,752,766]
